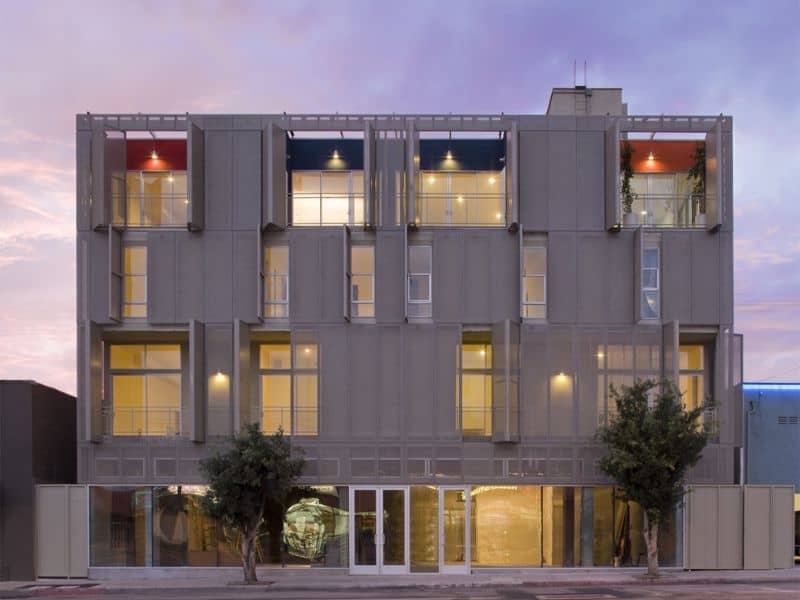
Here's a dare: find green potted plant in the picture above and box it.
[620,141,638,226]
[687,143,706,225]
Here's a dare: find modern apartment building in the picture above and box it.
[75,87,742,573]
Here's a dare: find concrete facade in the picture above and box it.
[0,381,76,580]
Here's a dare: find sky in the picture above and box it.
[0,0,799,394]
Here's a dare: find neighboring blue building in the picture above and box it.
[743,382,800,560]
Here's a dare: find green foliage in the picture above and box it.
[597,379,713,526]
[620,142,637,214]
[687,143,706,212]
[199,424,305,543]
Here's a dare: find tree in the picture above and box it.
[200,424,305,583]
[597,379,713,577]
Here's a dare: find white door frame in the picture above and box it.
[349,486,410,574]
[438,485,471,574]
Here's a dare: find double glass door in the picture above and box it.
[350,487,409,574]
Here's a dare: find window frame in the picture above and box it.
[458,337,493,438]
[263,245,290,319]
[521,237,547,321]
[258,341,319,436]
[407,244,433,318]
[125,169,188,228]
[350,243,375,319]
[640,246,660,321]
[122,243,147,319]
[290,169,365,226]
[107,343,183,437]
[417,169,506,226]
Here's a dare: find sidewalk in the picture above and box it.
[1,566,799,594]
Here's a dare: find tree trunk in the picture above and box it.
[241,527,258,584]
[642,512,659,578]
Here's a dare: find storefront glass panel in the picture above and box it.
[410,486,438,572]
[471,486,542,567]
[89,486,150,566]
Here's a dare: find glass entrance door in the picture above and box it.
[349,487,409,574]
[439,486,470,573]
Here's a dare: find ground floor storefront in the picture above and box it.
[88,484,681,573]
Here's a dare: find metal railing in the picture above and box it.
[107,408,181,436]
[290,192,365,226]
[621,193,705,227]
[417,193,506,226]
[113,193,189,227]
[262,407,318,436]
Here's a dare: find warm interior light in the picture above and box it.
[183,199,189,204]
[168,175,174,183]
[457,195,464,204]
[428,175,436,184]
[641,210,648,215]
[332,150,340,159]
[304,347,311,354]
[445,150,453,160]
[596,352,604,359]
[214,371,226,383]
[647,152,654,161]
[479,349,486,357]
[495,212,502,220]
[488,176,496,184]
[150,150,158,160]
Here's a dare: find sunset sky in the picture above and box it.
[1,0,799,394]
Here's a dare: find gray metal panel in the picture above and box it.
[89,230,110,324]
[691,233,720,324]
[661,231,691,323]
[719,232,734,324]
[435,326,459,438]
[378,326,402,437]
[76,130,92,231]
[685,486,719,569]
[176,233,204,321]
[205,323,232,437]
[343,227,351,321]
[662,321,679,385]
[84,322,102,442]
[232,230,258,322]
[349,327,379,439]
[363,121,376,227]
[705,121,722,231]
[507,121,519,224]
[633,227,643,322]
[189,319,205,442]
[204,130,232,229]
[319,327,348,439]
[289,231,321,322]
[375,230,404,322]
[549,326,574,438]
[743,486,771,569]
[547,233,577,323]
[433,232,463,322]
[521,325,548,438]
[576,234,607,323]
[265,123,288,229]
[406,121,418,224]
[717,486,744,569]
[721,129,734,234]
[463,233,490,323]
[577,328,604,437]
[232,320,251,432]
[492,319,520,442]
[203,232,233,322]
[321,230,344,322]
[490,232,519,323]
[147,231,176,324]
[232,130,262,230]
[604,120,620,230]
[90,127,106,228]
[188,122,205,231]
[548,131,577,230]
[576,130,605,231]
[108,226,121,323]
[376,136,405,226]
[104,130,126,226]
[405,326,435,438]
[519,131,548,229]
[605,232,633,323]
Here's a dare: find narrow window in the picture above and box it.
[264,246,289,319]
[123,245,147,318]
[522,237,546,319]
[641,247,660,320]
[351,245,375,318]
[109,344,181,436]
[259,340,319,436]
[459,333,492,437]
[679,344,710,430]
[407,245,432,318]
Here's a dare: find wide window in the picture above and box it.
[259,340,318,436]
[123,245,147,319]
[125,171,188,227]
[291,170,364,226]
[264,246,289,319]
[350,245,375,318]
[522,238,547,319]
[641,247,660,320]
[407,245,432,319]
[109,344,181,436]
[418,171,505,226]
[459,333,492,437]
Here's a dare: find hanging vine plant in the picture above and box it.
[620,141,637,215]
[687,142,706,213]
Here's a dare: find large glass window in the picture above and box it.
[152,486,224,567]
[407,245,432,319]
[109,344,181,436]
[679,344,709,430]
[259,340,319,436]
[264,246,289,319]
[459,334,492,437]
[123,245,147,319]
[471,486,542,567]
[350,245,375,318]
[418,171,505,226]
[522,239,547,319]
[125,171,188,227]
[641,247,660,320]
[90,486,150,566]
[291,170,364,226]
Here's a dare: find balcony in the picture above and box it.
[290,191,365,227]
[263,407,318,436]
[107,407,181,436]
[417,170,506,226]
[117,170,188,227]
[621,192,705,228]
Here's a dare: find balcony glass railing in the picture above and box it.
[461,406,493,437]
[118,193,188,227]
[108,407,181,436]
[417,193,506,226]
[290,192,365,226]
[262,407,318,436]
[621,193,705,227]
